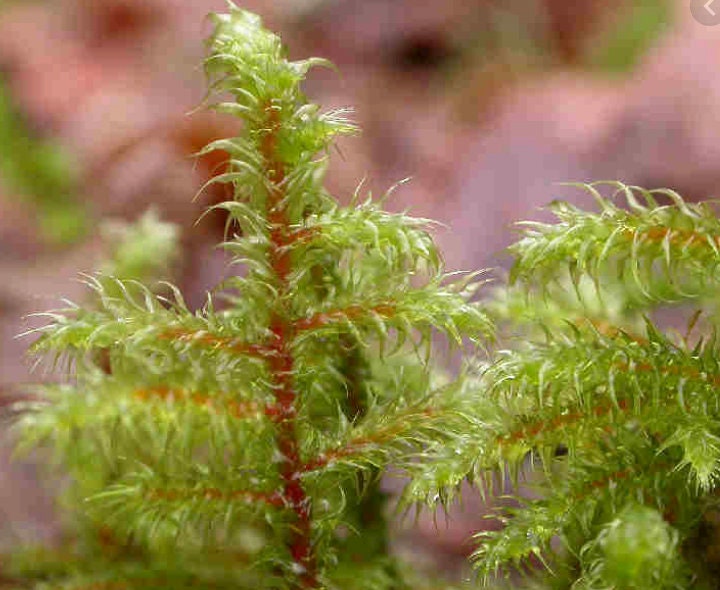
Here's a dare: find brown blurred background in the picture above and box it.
[0,0,718,580]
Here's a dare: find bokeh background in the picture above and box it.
[0,0,718,581]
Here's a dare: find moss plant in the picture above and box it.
[98,210,179,285]
[12,4,719,590]
[10,5,489,590]
[405,182,720,588]
[0,81,87,245]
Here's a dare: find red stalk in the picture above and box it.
[261,104,317,588]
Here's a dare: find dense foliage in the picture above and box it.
[405,182,720,588]
[10,3,720,589]
[9,5,488,589]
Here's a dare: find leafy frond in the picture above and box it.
[510,182,720,306]
[403,183,720,588]
[472,500,566,583]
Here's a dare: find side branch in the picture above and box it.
[624,361,720,388]
[627,226,720,251]
[133,387,266,420]
[572,459,674,504]
[146,487,284,508]
[302,408,435,472]
[159,329,272,358]
[499,399,630,445]
[294,303,396,332]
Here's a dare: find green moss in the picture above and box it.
[586,0,671,73]
[0,81,87,244]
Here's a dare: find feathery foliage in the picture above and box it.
[11,4,712,589]
[9,5,489,590]
[406,182,720,589]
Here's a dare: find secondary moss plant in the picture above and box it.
[13,4,720,590]
[406,182,720,588]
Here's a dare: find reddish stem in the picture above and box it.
[499,399,630,445]
[629,226,720,250]
[573,459,673,503]
[261,103,318,588]
[159,329,272,359]
[303,408,434,472]
[294,303,396,333]
[626,360,720,387]
[133,386,265,420]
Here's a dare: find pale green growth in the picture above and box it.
[99,209,179,284]
[510,182,720,305]
[13,4,713,589]
[9,4,490,590]
[406,182,720,588]
[593,504,679,589]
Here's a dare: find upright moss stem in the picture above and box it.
[261,100,317,588]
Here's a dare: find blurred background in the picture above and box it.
[0,0,718,581]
